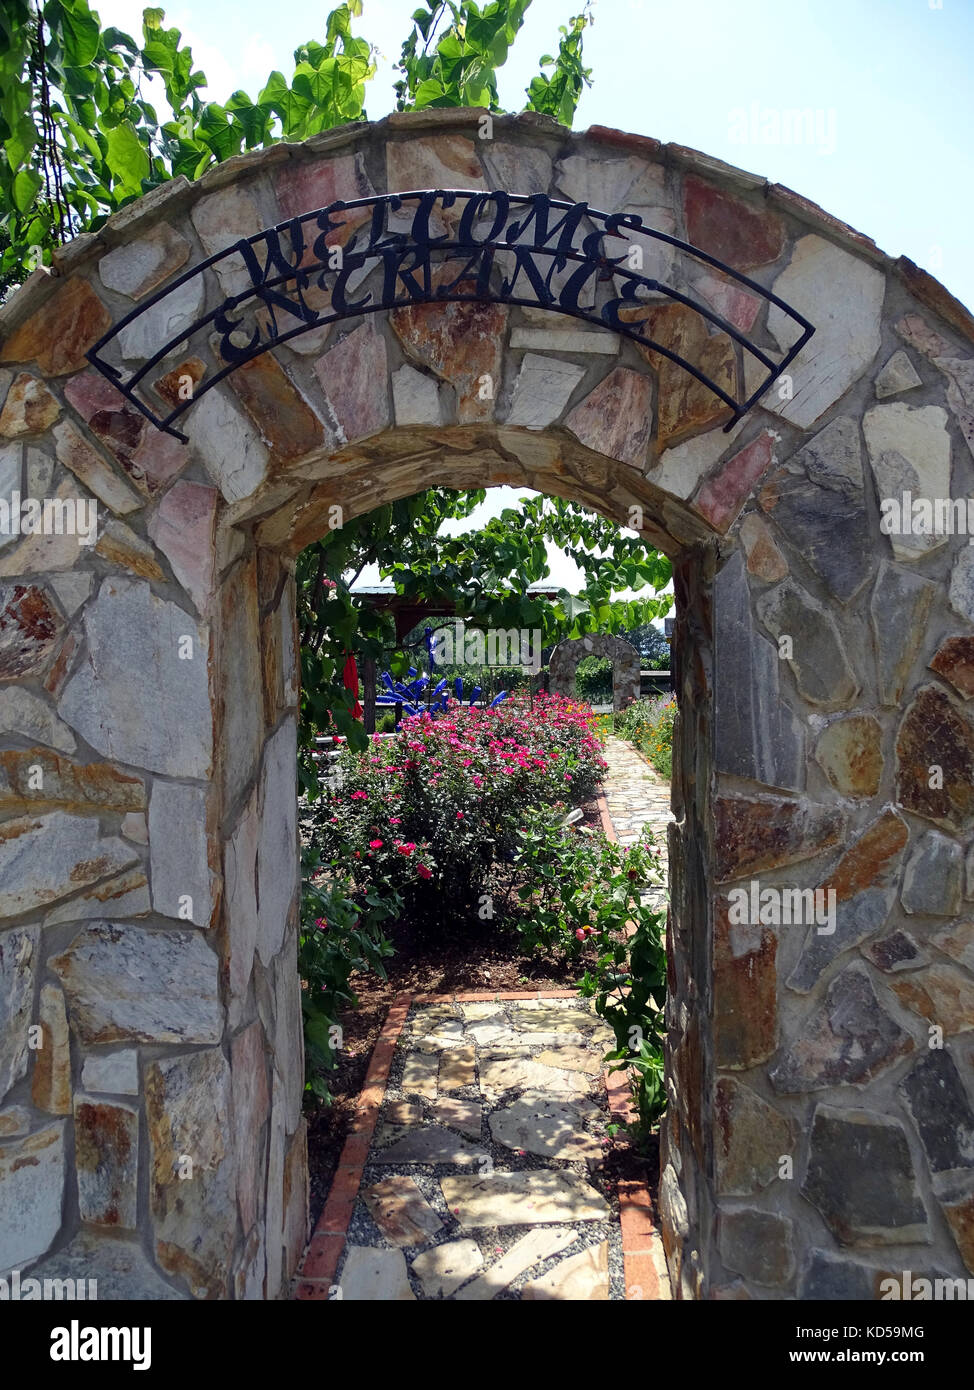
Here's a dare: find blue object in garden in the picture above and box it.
[373,621,509,727]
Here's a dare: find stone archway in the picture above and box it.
[2,110,974,1301]
[549,633,640,711]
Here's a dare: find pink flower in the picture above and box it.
[369,839,383,849]
[389,817,401,825]
[350,790,368,801]
[315,918,327,931]
[456,811,464,819]
[575,929,586,941]
[417,864,432,880]
[396,841,416,856]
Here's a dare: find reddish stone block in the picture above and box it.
[684,175,785,271]
[153,357,207,409]
[0,373,61,436]
[390,262,505,424]
[317,1195,356,1235]
[146,480,218,613]
[692,430,775,533]
[220,351,325,464]
[315,320,390,442]
[624,302,736,448]
[0,583,63,680]
[827,810,907,901]
[294,1279,338,1300]
[64,369,186,495]
[586,126,663,158]
[713,901,777,1069]
[896,685,974,831]
[338,1131,371,1166]
[715,793,844,881]
[275,152,373,257]
[930,637,974,700]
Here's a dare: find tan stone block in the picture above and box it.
[0,373,61,436]
[95,518,165,581]
[0,277,111,376]
[0,747,145,813]
[53,420,142,516]
[31,982,71,1114]
[361,1176,444,1248]
[521,1240,609,1300]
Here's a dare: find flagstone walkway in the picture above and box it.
[296,740,673,1302]
[601,737,674,851]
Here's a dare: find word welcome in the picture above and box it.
[726,880,836,934]
[87,190,813,439]
[0,491,98,545]
[431,621,543,674]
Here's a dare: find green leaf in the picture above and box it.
[12,167,41,212]
[53,108,100,157]
[105,120,150,197]
[103,25,139,53]
[4,112,36,168]
[57,0,102,67]
[141,39,175,74]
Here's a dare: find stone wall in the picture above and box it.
[549,633,640,711]
[1,108,973,1298]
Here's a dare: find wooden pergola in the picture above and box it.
[353,585,561,732]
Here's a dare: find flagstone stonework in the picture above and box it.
[1,108,974,1299]
[549,633,640,712]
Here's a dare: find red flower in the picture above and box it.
[417,864,432,880]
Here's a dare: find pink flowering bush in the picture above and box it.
[312,692,607,926]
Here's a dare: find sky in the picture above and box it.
[90,0,974,593]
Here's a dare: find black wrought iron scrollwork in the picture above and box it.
[86,189,814,442]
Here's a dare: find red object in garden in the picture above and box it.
[343,653,362,719]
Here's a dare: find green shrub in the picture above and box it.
[298,844,398,1101]
[511,807,668,1139]
[575,655,613,704]
[616,695,677,778]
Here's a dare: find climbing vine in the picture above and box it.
[0,0,595,288]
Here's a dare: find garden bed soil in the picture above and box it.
[304,790,659,1228]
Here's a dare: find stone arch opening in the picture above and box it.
[549,633,642,712]
[2,110,974,1301]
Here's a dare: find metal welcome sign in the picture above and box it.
[86,189,814,441]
